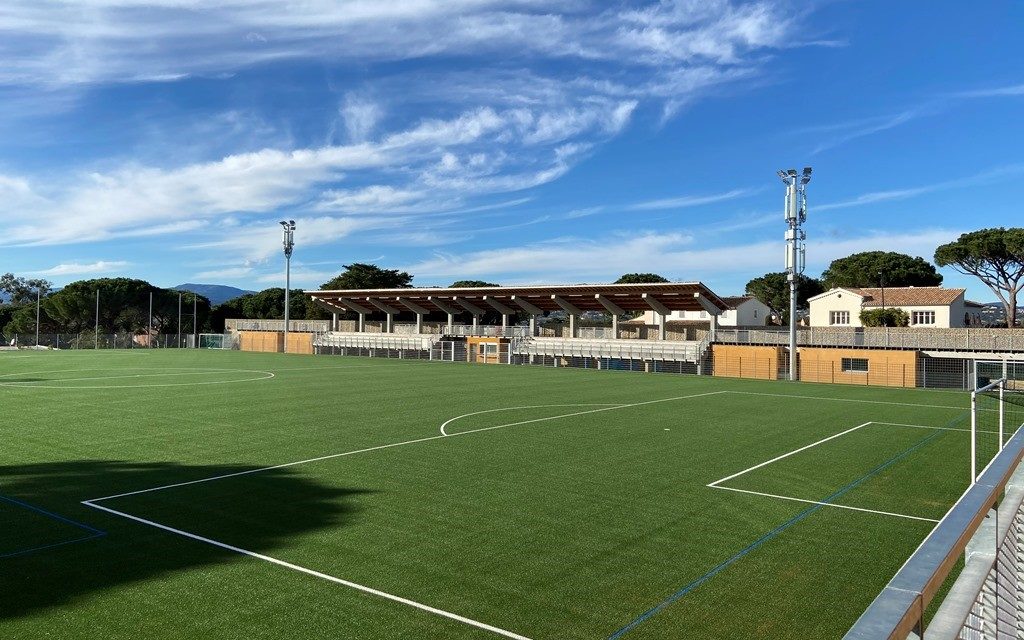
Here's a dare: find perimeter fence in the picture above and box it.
[3,333,195,349]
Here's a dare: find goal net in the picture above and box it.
[972,374,1024,482]
[198,333,239,350]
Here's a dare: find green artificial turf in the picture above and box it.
[0,349,990,639]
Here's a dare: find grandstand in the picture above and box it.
[306,282,724,369]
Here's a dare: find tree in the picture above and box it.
[935,228,1024,328]
[450,280,499,288]
[614,273,670,284]
[821,251,942,289]
[860,308,909,327]
[41,279,212,335]
[321,264,413,290]
[0,273,52,304]
[745,272,824,324]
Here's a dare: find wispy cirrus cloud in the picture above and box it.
[628,188,757,211]
[31,260,129,276]
[817,164,1024,211]
[406,228,962,283]
[0,0,814,274]
[805,81,1024,154]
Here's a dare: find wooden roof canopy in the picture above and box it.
[306,282,728,315]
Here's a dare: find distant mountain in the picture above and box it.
[172,283,255,305]
[977,302,1024,327]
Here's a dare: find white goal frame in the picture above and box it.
[197,333,239,350]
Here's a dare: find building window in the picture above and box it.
[841,358,869,373]
[911,311,936,325]
[700,310,708,318]
[830,311,850,325]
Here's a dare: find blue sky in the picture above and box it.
[1,1,1022,300]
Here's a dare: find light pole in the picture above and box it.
[778,167,811,382]
[280,220,296,353]
[878,271,886,310]
[35,287,41,347]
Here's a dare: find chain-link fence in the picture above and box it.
[310,334,1024,391]
[4,333,194,349]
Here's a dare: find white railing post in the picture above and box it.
[971,390,978,483]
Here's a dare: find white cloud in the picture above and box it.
[406,228,962,281]
[818,164,1024,211]
[341,95,383,143]
[32,260,129,276]
[628,188,756,211]
[0,1,799,86]
[0,1,809,265]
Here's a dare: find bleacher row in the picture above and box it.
[313,332,707,363]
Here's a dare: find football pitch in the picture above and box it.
[0,349,1000,639]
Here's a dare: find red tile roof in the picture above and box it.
[848,287,966,307]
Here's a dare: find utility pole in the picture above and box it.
[778,167,812,382]
[193,294,198,347]
[35,287,40,347]
[177,292,182,347]
[95,289,100,349]
[280,220,296,353]
[148,291,153,348]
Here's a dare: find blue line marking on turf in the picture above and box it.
[0,492,106,559]
[0,532,106,559]
[607,419,960,639]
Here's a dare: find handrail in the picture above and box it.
[844,427,1024,639]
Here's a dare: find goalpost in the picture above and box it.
[197,333,239,350]
[971,373,1024,483]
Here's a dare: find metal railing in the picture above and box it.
[845,426,1024,640]
[716,327,1024,352]
[442,325,530,338]
[5,333,194,349]
[517,337,704,361]
[227,319,330,333]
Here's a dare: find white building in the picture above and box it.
[636,295,772,327]
[807,287,985,328]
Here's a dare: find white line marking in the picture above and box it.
[708,485,939,523]
[0,370,262,384]
[439,404,624,435]
[724,390,972,412]
[82,501,531,640]
[86,390,729,502]
[707,422,874,488]
[872,421,998,435]
[707,421,960,522]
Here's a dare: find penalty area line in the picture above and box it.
[81,501,531,640]
[707,485,939,523]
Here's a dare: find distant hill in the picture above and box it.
[172,283,255,305]
[978,302,1024,327]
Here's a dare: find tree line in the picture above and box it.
[3,227,1021,336]
[744,228,1024,328]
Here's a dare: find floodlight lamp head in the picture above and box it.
[787,168,798,177]
[777,169,788,180]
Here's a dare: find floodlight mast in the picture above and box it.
[780,167,811,382]
[280,220,296,353]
